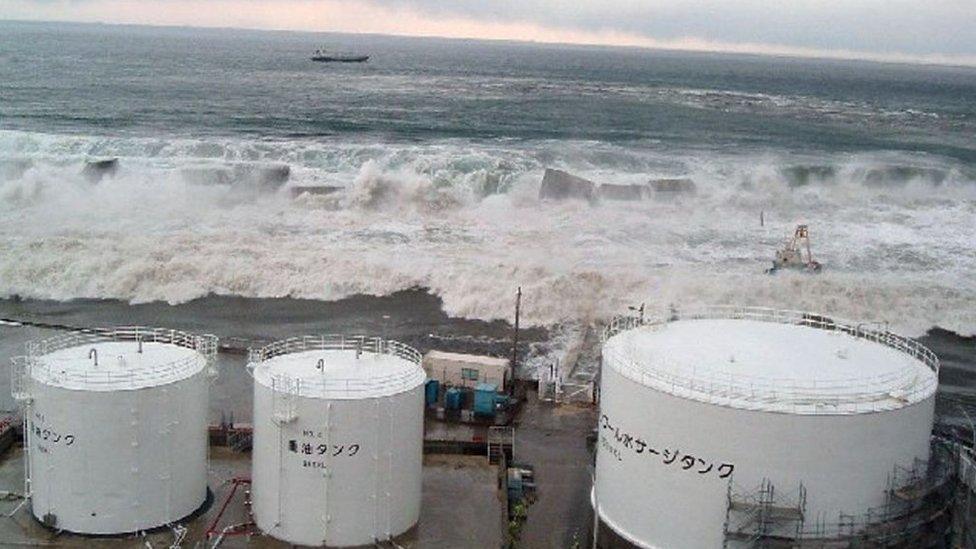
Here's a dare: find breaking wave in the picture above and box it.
[1,129,974,336]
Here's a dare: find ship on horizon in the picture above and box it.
[311,48,369,63]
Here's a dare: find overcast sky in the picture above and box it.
[4,0,976,65]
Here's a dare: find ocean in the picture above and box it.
[1,20,975,343]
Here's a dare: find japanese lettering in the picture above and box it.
[599,414,735,481]
[287,426,366,468]
[28,420,75,448]
[287,431,363,469]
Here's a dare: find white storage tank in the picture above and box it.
[595,307,940,548]
[249,335,426,547]
[10,327,217,534]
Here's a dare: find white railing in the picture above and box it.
[602,306,939,414]
[248,335,424,397]
[19,326,218,391]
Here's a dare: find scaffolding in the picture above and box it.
[722,442,955,548]
[723,479,807,548]
[954,444,976,548]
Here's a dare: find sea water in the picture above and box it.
[1,21,974,336]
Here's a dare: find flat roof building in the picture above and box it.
[423,351,510,392]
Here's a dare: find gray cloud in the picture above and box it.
[367,0,976,56]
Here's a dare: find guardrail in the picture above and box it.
[601,306,939,414]
[15,327,218,393]
[248,335,424,397]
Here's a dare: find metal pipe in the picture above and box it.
[958,405,976,450]
[209,523,252,549]
[88,348,98,367]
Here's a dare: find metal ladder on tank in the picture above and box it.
[271,375,299,534]
[9,357,33,514]
[370,398,397,545]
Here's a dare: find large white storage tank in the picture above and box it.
[249,335,426,547]
[595,307,940,548]
[10,327,217,534]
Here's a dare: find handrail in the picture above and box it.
[248,335,424,397]
[602,306,939,414]
[23,326,218,390]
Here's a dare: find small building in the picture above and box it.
[423,351,510,392]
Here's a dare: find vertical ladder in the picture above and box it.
[272,376,299,424]
[10,356,32,403]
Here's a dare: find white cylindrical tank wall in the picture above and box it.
[595,307,939,549]
[13,327,217,534]
[249,335,426,547]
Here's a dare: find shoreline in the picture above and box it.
[0,288,547,348]
[0,290,553,417]
[1,290,972,420]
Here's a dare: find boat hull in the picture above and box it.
[311,56,369,63]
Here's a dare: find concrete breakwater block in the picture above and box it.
[180,163,291,192]
[598,183,649,201]
[289,185,343,198]
[648,177,696,197]
[82,158,119,183]
[540,169,697,203]
[539,169,597,201]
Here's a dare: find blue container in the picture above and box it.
[507,469,524,501]
[445,387,464,410]
[425,379,440,407]
[474,383,498,416]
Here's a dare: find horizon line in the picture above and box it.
[4,17,976,70]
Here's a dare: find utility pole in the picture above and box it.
[591,468,600,549]
[511,286,521,393]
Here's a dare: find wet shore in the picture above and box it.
[1,291,973,424]
[0,289,550,419]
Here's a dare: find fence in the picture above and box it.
[248,335,424,398]
[13,326,217,394]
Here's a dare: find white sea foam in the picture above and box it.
[1,130,974,337]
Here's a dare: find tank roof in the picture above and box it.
[25,328,216,392]
[424,351,509,367]
[250,336,425,399]
[603,308,938,414]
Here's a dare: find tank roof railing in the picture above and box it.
[248,335,424,397]
[249,334,421,365]
[603,305,939,374]
[20,326,218,391]
[268,369,424,397]
[602,306,940,414]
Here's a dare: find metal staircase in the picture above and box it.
[487,426,514,465]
